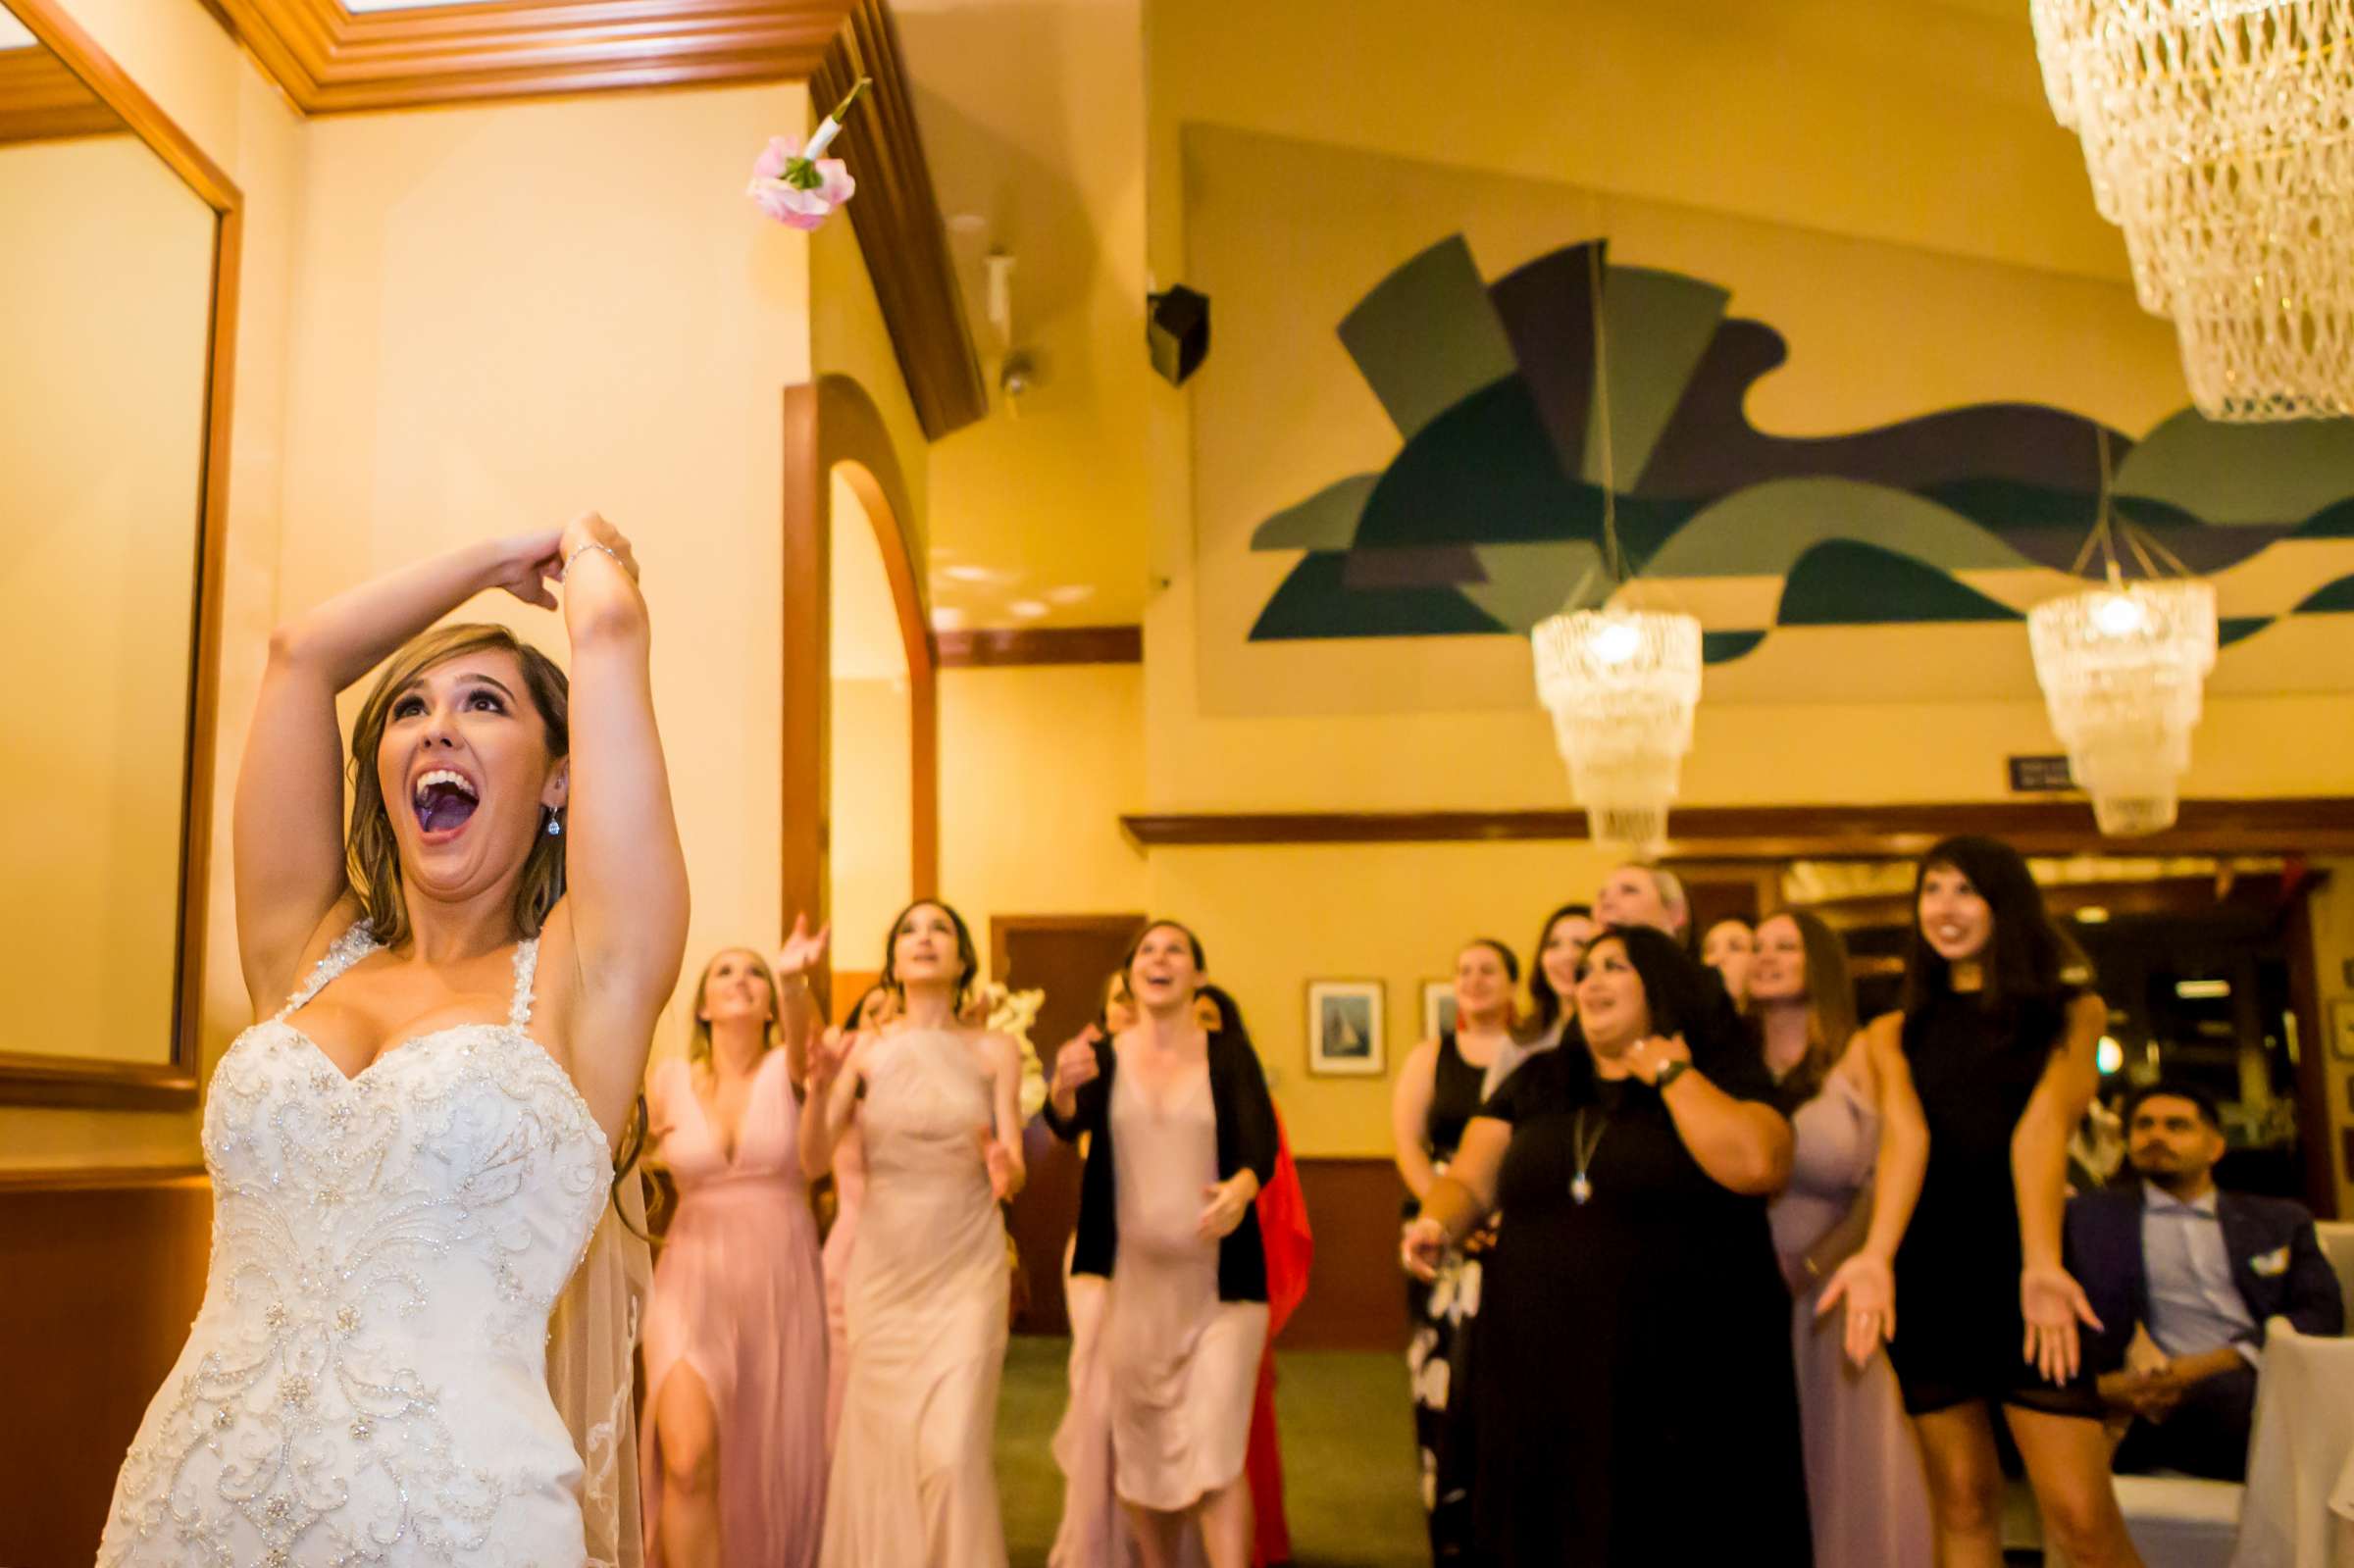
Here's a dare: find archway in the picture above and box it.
[781,375,938,1015]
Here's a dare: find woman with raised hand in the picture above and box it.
[1047,922,1277,1568]
[638,917,832,1568]
[1402,927,1806,1565]
[1818,836,2141,1568]
[1752,909,1931,1568]
[804,899,1024,1568]
[1389,937,1519,1561]
[102,518,688,1567]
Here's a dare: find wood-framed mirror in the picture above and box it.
[0,0,239,1108]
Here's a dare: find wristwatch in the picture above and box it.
[1654,1058,1692,1093]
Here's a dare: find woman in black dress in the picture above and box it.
[1403,927,1807,1565]
[1819,835,2141,1568]
[1389,937,1519,1561]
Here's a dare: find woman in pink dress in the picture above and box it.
[1754,909,1933,1568]
[640,920,832,1568]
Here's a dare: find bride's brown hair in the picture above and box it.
[345,623,570,949]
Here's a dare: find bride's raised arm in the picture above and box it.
[544,512,690,1138]
[233,531,564,1010]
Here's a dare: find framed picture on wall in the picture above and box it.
[1307,980,1386,1076]
[1421,980,1457,1043]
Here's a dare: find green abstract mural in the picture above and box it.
[1247,236,2354,657]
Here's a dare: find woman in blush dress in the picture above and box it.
[1754,909,1931,1568]
[639,919,832,1568]
[803,899,1026,1568]
[1049,979,1310,1568]
[101,518,687,1568]
[1046,922,1277,1568]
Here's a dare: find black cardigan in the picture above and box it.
[1042,1030,1279,1302]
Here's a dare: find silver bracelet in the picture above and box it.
[564,540,622,576]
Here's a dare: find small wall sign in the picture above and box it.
[2008,755,2076,792]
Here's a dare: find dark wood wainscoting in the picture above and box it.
[0,1166,211,1568]
[1286,1156,1409,1353]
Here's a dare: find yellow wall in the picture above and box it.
[938,663,1150,973]
[830,677,915,975]
[0,0,303,1170]
[0,132,214,1069]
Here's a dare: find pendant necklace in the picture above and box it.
[1569,1106,1610,1204]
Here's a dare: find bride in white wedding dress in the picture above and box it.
[99,516,689,1568]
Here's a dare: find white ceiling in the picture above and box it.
[0,14,38,49]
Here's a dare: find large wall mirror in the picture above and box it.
[0,0,238,1108]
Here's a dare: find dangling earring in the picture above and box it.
[545,806,563,837]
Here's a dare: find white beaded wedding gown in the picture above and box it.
[99,922,611,1567]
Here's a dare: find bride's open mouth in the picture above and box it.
[412,767,481,841]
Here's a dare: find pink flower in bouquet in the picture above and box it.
[747,136,855,230]
[745,78,868,232]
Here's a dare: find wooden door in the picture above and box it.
[994,913,1147,1335]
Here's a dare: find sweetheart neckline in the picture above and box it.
[254,1017,608,1148]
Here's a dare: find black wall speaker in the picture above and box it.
[1147,285,1210,386]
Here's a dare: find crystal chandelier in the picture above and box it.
[2029,0,2354,420]
[1531,242,1704,853]
[2026,434,2219,835]
[1533,608,1704,852]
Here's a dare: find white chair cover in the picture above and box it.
[2232,1319,2354,1568]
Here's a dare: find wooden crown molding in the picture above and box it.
[815,0,986,439]
[1120,798,2354,858]
[937,625,1143,668]
[0,42,121,143]
[205,0,858,115]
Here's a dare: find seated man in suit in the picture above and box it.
[2067,1081,2345,1481]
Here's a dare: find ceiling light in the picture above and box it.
[2175,978,2231,999]
[2031,0,2354,419]
[1533,607,1702,854]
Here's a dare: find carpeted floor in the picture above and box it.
[994,1337,1428,1568]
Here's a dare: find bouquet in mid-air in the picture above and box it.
[746,77,870,231]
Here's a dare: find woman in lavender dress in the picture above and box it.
[1756,910,1932,1568]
